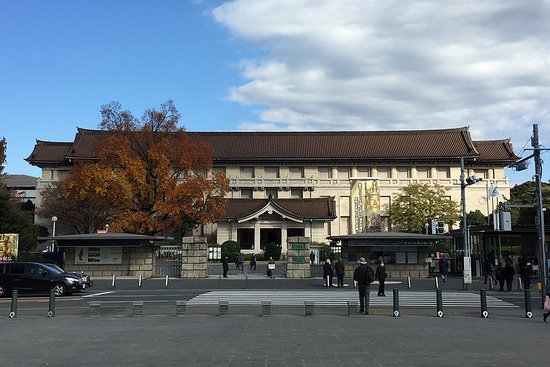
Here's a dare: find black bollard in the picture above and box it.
[10,290,18,318]
[48,289,56,318]
[436,289,443,317]
[480,289,488,318]
[393,289,400,317]
[524,289,532,318]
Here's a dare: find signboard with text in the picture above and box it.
[75,247,123,264]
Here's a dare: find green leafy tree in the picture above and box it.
[389,183,459,233]
[508,181,550,225]
[221,240,239,263]
[467,210,488,226]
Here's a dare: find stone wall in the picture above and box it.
[286,236,311,278]
[64,246,154,277]
[181,236,208,278]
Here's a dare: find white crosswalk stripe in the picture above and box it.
[187,290,518,308]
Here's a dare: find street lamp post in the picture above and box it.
[460,158,482,290]
[51,216,58,252]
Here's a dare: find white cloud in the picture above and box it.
[212,0,550,155]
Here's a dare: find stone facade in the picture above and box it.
[64,246,154,277]
[286,237,311,278]
[181,236,208,278]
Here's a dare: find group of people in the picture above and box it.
[323,257,387,297]
[484,257,534,292]
[221,253,258,277]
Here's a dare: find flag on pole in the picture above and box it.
[488,185,499,197]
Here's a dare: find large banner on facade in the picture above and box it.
[75,247,123,264]
[0,233,19,261]
[351,179,382,233]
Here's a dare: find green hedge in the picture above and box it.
[221,240,239,263]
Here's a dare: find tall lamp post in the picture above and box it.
[51,216,58,252]
[460,157,482,290]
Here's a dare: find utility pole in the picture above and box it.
[533,124,547,297]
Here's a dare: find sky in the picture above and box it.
[1,0,549,186]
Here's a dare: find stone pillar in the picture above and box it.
[286,236,311,278]
[181,236,208,278]
[254,220,261,252]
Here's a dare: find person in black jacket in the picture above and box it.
[353,257,374,314]
[323,259,334,287]
[222,256,229,278]
[375,261,387,296]
[502,261,515,291]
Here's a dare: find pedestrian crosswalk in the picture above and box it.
[187,290,518,308]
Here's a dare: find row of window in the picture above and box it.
[215,166,490,180]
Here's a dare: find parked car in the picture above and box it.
[0,262,86,297]
[43,263,93,288]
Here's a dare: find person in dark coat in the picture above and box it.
[502,262,516,291]
[439,258,449,282]
[335,258,345,288]
[266,257,275,278]
[544,289,550,323]
[222,256,229,278]
[353,257,375,314]
[375,262,387,296]
[519,262,533,289]
[495,262,505,291]
[323,259,334,287]
[309,251,315,265]
[249,253,257,270]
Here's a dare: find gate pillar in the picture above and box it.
[181,236,208,278]
[286,237,311,278]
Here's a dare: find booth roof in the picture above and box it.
[38,233,174,247]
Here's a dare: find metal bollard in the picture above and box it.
[48,289,56,318]
[165,275,169,288]
[245,276,248,289]
[176,300,187,316]
[305,300,314,316]
[111,274,116,288]
[219,275,222,289]
[480,289,488,318]
[436,289,443,317]
[261,300,272,316]
[407,276,411,289]
[326,275,330,287]
[524,289,532,318]
[347,300,358,316]
[435,276,439,289]
[138,274,142,288]
[132,301,144,316]
[89,301,102,316]
[272,274,275,289]
[517,277,523,291]
[219,300,229,316]
[9,290,18,318]
[393,289,400,317]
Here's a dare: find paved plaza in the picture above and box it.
[2,312,549,367]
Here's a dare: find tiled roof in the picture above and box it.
[218,198,337,220]
[26,127,519,165]
[25,141,73,165]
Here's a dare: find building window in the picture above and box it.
[289,167,304,178]
[241,188,253,199]
[356,166,371,177]
[287,228,304,237]
[237,229,254,250]
[416,167,430,179]
[319,166,332,179]
[474,169,487,179]
[290,189,303,198]
[436,167,450,179]
[265,167,279,178]
[338,167,350,179]
[266,188,278,198]
[397,167,410,178]
[240,167,255,178]
[377,167,389,178]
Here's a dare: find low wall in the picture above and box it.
[64,247,154,277]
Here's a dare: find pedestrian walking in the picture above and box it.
[335,258,345,288]
[249,253,257,270]
[222,256,229,278]
[266,257,275,278]
[323,259,334,287]
[439,257,449,282]
[309,251,315,265]
[375,261,387,296]
[483,258,497,286]
[502,261,515,291]
[353,257,375,314]
[238,253,245,271]
[544,289,550,323]
[519,261,533,289]
[495,262,505,291]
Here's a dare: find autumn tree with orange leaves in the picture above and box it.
[63,101,229,235]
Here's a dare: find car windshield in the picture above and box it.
[43,263,65,274]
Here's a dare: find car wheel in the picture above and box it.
[53,283,66,296]
[0,284,6,297]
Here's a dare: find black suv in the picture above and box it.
[0,262,86,297]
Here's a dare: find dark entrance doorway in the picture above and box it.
[260,229,281,250]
